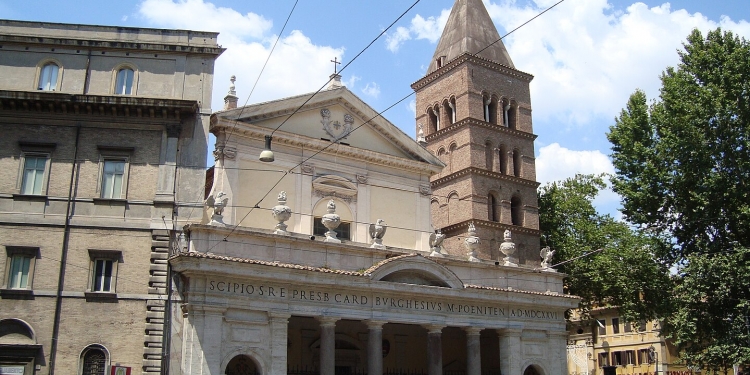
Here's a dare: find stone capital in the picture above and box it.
[316,316,340,328]
[464,327,483,336]
[268,311,292,322]
[365,320,387,330]
[424,324,445,334]
[497,328,523,337]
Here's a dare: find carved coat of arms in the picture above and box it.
[321,108,354,140]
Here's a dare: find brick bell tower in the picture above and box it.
[413,0,540,265]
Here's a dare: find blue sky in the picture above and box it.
[3,0,750,216]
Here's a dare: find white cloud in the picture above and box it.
[385,9,451,52]
[386,26,412,52]
[407,99,416,116]
[344,75,361,89]
[536,143,620,208]
[138,0,345,110]
[483,0,750,126]
[536,143,614,185]
[361,82,381,98]
[139,0,272,40]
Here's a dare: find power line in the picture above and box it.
[223,0,299,146]
[209,0,571,248]
[267,0,422,137]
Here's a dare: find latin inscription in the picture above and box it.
[207,280,559,320]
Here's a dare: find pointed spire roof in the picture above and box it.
[428,0,514,73]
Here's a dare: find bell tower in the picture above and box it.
[413,0,540,265]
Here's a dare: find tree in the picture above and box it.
[608,28,750,370]
[538,174,671,323]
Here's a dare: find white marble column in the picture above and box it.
[366,320,387,375]
[498,328,523,375]
[318,316,339,375]
[465,327,482,375]
[270,312,292,375]
[425,325,444,375]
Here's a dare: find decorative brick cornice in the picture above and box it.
[411,53,534,91]
[441,219,541,237]
[431,167,540,189]
[425,117,537,143]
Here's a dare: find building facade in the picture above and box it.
[566,309,690,375]
[414,0,540,265]
[0,20,222,375]
[171,1,575,375]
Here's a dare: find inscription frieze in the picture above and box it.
[206,279,560,321]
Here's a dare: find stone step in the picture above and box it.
[150,264,168,272]
[151,252,170,260]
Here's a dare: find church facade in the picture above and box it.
[171,1,575,375]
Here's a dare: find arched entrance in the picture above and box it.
[225,354,260,375]
[523,364,543,375]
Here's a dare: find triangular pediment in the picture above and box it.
[215,87,442,167]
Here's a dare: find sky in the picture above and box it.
[3,0,750,217]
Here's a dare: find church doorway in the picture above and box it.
[225,354,260,375]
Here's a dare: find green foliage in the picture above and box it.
[608,28,750,369]
[538,174,671,323]
[669,247,750,371]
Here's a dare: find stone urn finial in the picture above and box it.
[429,229,446,257]
[500,229,518,267]
[271,191,292,235]
[321,199,341,243]
[369,219,387,249]
[464,223,481,262]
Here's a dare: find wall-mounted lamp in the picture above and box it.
[259,135,274,162]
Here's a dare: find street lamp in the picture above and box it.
[649,346,659,375]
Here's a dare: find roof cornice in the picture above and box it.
[412,53,533,91]
[0,90,198,119]
[425,117,538,143]
[431,166,541,189]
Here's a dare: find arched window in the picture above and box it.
[498,145,507,175]
[445,98,456,125]
[38,63,60,91]
[488,193,499,222]
[513,149,522,178]
[489,96,498,124]
[428,108,438,133]
[511,196,522,226]
[485,141,494,170]
[80,345,108,375]
[115,68,135,95]
[508,102,517,129]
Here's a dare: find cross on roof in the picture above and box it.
[330,57,341,74]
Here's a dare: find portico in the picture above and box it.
[171,225,577,375]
